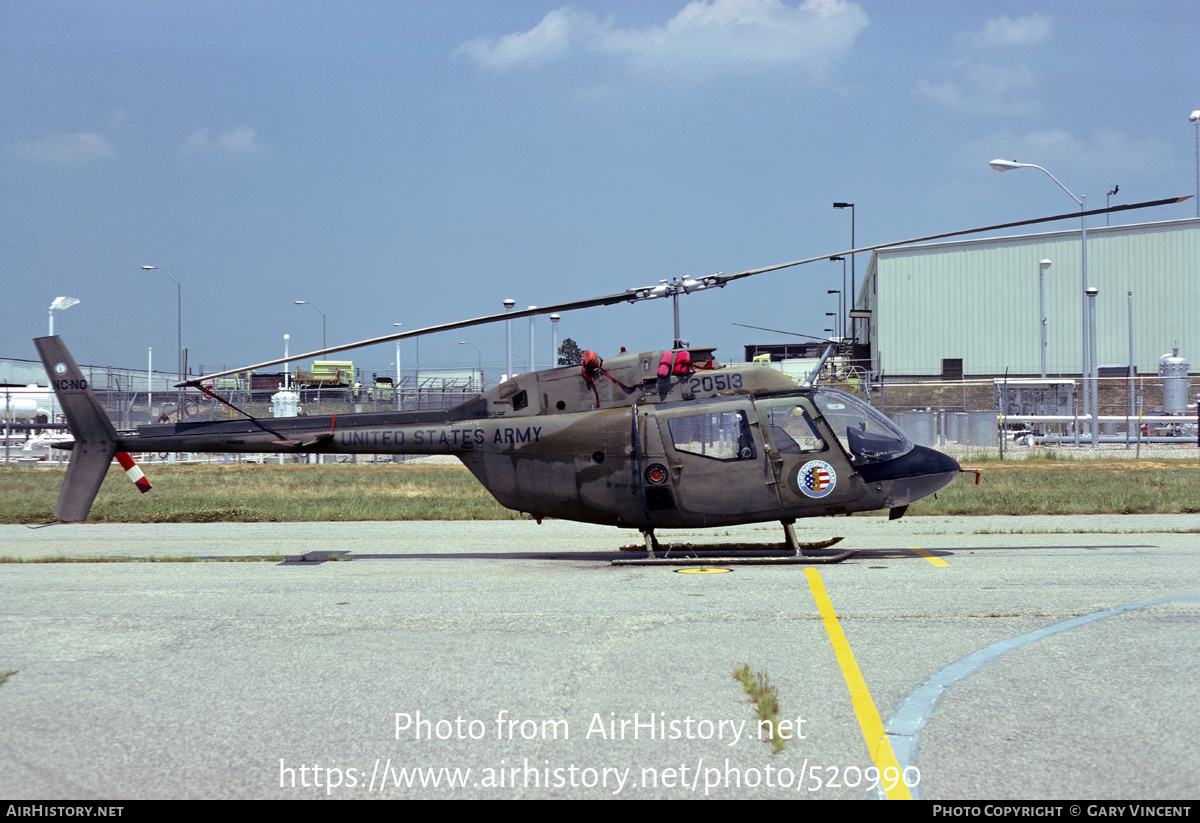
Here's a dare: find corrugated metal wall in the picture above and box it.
[864,219,1200,377]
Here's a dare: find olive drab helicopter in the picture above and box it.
[35,195,1188,564]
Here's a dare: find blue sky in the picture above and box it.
[3,0,1197,380]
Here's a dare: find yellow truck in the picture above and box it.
[293,361,355,389]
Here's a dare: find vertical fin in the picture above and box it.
[33,336,120,522]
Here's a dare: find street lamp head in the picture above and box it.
[50,296,80,311]
[832,202,853,209]
[1191,110,1200,123]
[141,265,157,271]
[830,255,845,261]
[989,159,1025,173]
[1040,259,1052,270]
[294,300,306,305]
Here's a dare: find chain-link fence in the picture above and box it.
[818,374,1200,461]
[5,372,1198,466]
[0,383,476,466]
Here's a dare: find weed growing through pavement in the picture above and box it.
[734,664,785,753]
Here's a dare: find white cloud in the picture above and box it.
[184,126,264,155]
[457,0,869,77]
[456,7,588,70]
[962,14,1051,50]
[916,63,1039,115]
[8,132,115,163]
[918,13,1051,114]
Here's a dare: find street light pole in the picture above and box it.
[826,290,842,338]
[142,265,183,418]
[393,323,410,411]
[989,160,1096,444]
[141,266,182,384]
[528,306,537,372]
[1039,259,1052,378]
[504,299,515,378]
[1086,287,1099,442]
[550,314,560,368]
[833,203,855,337]
[1191,111,1200,217]
[459,340,482,390]
[830,256,847,338]
[394,323,417,405]
[294,301,326,349]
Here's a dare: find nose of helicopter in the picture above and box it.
[855,445,961,507]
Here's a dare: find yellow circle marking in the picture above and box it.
[676,567,732,574]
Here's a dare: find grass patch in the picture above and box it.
[4,459,1200,524]
[0,464,523,524]
[908,459,1200,517]
[973,527,1200,535]
[0,555,288,563]
[734,664,785,753]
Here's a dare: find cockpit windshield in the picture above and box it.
[812,389,913,465]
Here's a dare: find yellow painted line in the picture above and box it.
[909,547,949,567]
[805,568,912,801]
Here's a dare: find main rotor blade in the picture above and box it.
[183,289,640,385]
[183,194,1189,387]
[713,195,1191,285]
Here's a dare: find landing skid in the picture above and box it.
[612,522,859,566]
[611,549,858,567]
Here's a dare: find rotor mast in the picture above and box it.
[624,275,725,349]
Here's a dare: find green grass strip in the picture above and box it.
[3,460,1200,524]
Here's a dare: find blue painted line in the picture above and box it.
[883,594,1200,800]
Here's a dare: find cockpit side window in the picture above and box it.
[812,389,913,465]
[761,401,827,455]
[667,410,756,461]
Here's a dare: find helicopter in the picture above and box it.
[33,195,1188,564]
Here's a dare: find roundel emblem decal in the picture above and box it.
[54,363,67,375]
[796,460,836,498]
[644,464,669,485]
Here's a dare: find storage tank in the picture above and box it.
[271,389,300,418]
[1,396,48,422]
[1158,347,1191,414]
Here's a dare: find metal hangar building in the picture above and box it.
[853,218,1200,380]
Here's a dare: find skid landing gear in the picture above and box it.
[612,521,859,566]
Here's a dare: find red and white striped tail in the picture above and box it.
[114,452,152,494]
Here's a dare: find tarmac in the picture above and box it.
[1,515,1198,800]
